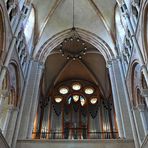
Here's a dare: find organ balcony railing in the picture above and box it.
[32,128,118,140]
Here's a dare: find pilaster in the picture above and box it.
[108,57,140,148]
[5,106,19,147]
[0,11,26,88]
[18,60,44,139]
[27,63,44,138]
[107,61,125,139]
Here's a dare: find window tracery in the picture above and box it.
[16,29,28,74]
[23,7,35,47]
[131,0,141,25]
[5,0,18,23]
[0,64,19,133]
[32,80,118,140]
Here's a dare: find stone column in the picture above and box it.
[27,63,44,138]
[2,105,14,137]
[132,107,143,146]
[0,96,4,114]
[0,12,25,88]
[107,62,125,138]
[137,104,148,136]
[112,59,133,138]
[117,58,140,148]
[116,1,148,86]
[17,60,39,139]
[11,58,34,148]
[142,89,148,108]
[0,90,9,114]
[5,107,19,147]
[15,59,44,140]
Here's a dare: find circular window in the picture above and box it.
[73,95,79,102]
[84,87,94,95]
[80,96,85,106]
[55,97,62,103]
[68,97,72,104]
[72,83,81,91]
[59,87,69,94]
[90,98,97,104]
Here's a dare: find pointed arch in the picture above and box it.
[8,62,20,107]
[34,28,115,63]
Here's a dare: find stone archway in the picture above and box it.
[35,28,115,64]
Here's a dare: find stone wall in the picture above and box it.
[17,139,135,148]
[0,131,9,148]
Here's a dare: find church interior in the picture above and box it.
[0,0,148,148]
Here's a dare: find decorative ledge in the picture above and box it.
[17,139,135,148]
[17,139,134,143]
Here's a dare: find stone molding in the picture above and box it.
[0,131,9,148]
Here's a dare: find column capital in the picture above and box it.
[116,0,123,7]
[12,35,17,40]
[20,12,27,20]
[106,60,113,68]
[0,65,8,72]
[7,105,19,111]
[141,64,148,72]
[8,105,15,110]
[141,89,148,97]
[38,63,44,70]
[0,89,9,98]
[137,104,145,112]
[29,55,35,61]
[111,57,121,63]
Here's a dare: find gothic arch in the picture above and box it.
[130,61,141,106]
[0,5,5,59]
[8,62,20,107]
[35,28,115,63]
[130,59,148,107]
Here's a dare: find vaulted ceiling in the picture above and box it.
[29,0,117,98]
[31,0,117,56]
[43,39,111,99]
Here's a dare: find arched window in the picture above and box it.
[32,80,118,140]
[131,0,141,25]
[5,0,18,23]
[24,7,35,52]
[115,6,126,44]
[115,6,130,73]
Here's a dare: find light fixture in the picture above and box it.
[73,95,79,102]
[58,0,88,60]
[55,97,62,103]
[84,87,94,95]
[72,83,81,90]
[67,56,70,60]
[59,87,69,94]
[78,56,82,59]
[90,98,97,104]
